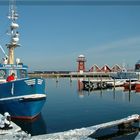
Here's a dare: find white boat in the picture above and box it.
[106,79,127,87]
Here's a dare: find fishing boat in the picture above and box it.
[123,79,138,91]
[82,79,108,91]
[133,81,140,92]
[110,71,138,89]
[0,0,46,119]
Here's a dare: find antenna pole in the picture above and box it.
[7,0,20,64]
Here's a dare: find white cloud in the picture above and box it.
[86,36,140,54]
[83,36,140,68]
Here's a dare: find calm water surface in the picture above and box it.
[13,78,140,136]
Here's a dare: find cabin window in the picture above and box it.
[0,69,6,79]
[19,69,27,78]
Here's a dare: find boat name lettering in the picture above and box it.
[38,79,43,85]
[3,65,22,68]
[25,79,36,85]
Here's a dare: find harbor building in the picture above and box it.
[111,64,122,72]
[76,54,123,73]
[89,64,122,73]
[100,65,111,73]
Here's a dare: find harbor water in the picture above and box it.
[11,78,140,136]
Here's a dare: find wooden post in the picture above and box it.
[88,77,90,86]
[70,75,72,83]
[88,77,93,91]
[129,78,131,91]
[100,75,102,89]
[56,75,59,83]
[84,74,86,79]
[113,78,115,90]
[128,90,131,102]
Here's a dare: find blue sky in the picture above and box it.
[0,1,140,71]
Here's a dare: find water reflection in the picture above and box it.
[12,113,47,136]
[77,79,134,103]
[77,79,85,98]
[3,78,140,137]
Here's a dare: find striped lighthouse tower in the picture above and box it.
[77,54,86,74]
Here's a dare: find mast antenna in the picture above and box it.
[7,0,20,64]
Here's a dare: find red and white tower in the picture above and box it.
[77,55,86,74]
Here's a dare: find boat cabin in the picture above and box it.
[0,64,28,83]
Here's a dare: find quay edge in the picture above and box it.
[28,72,117,78]
[32,114,140,140]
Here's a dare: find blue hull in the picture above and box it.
[0,78,46,119]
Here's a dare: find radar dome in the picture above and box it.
[16,58,20,64]
[11,22,19,29]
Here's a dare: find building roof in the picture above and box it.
[78,54,85,58]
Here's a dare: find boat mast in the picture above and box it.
[7,0,20,64]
